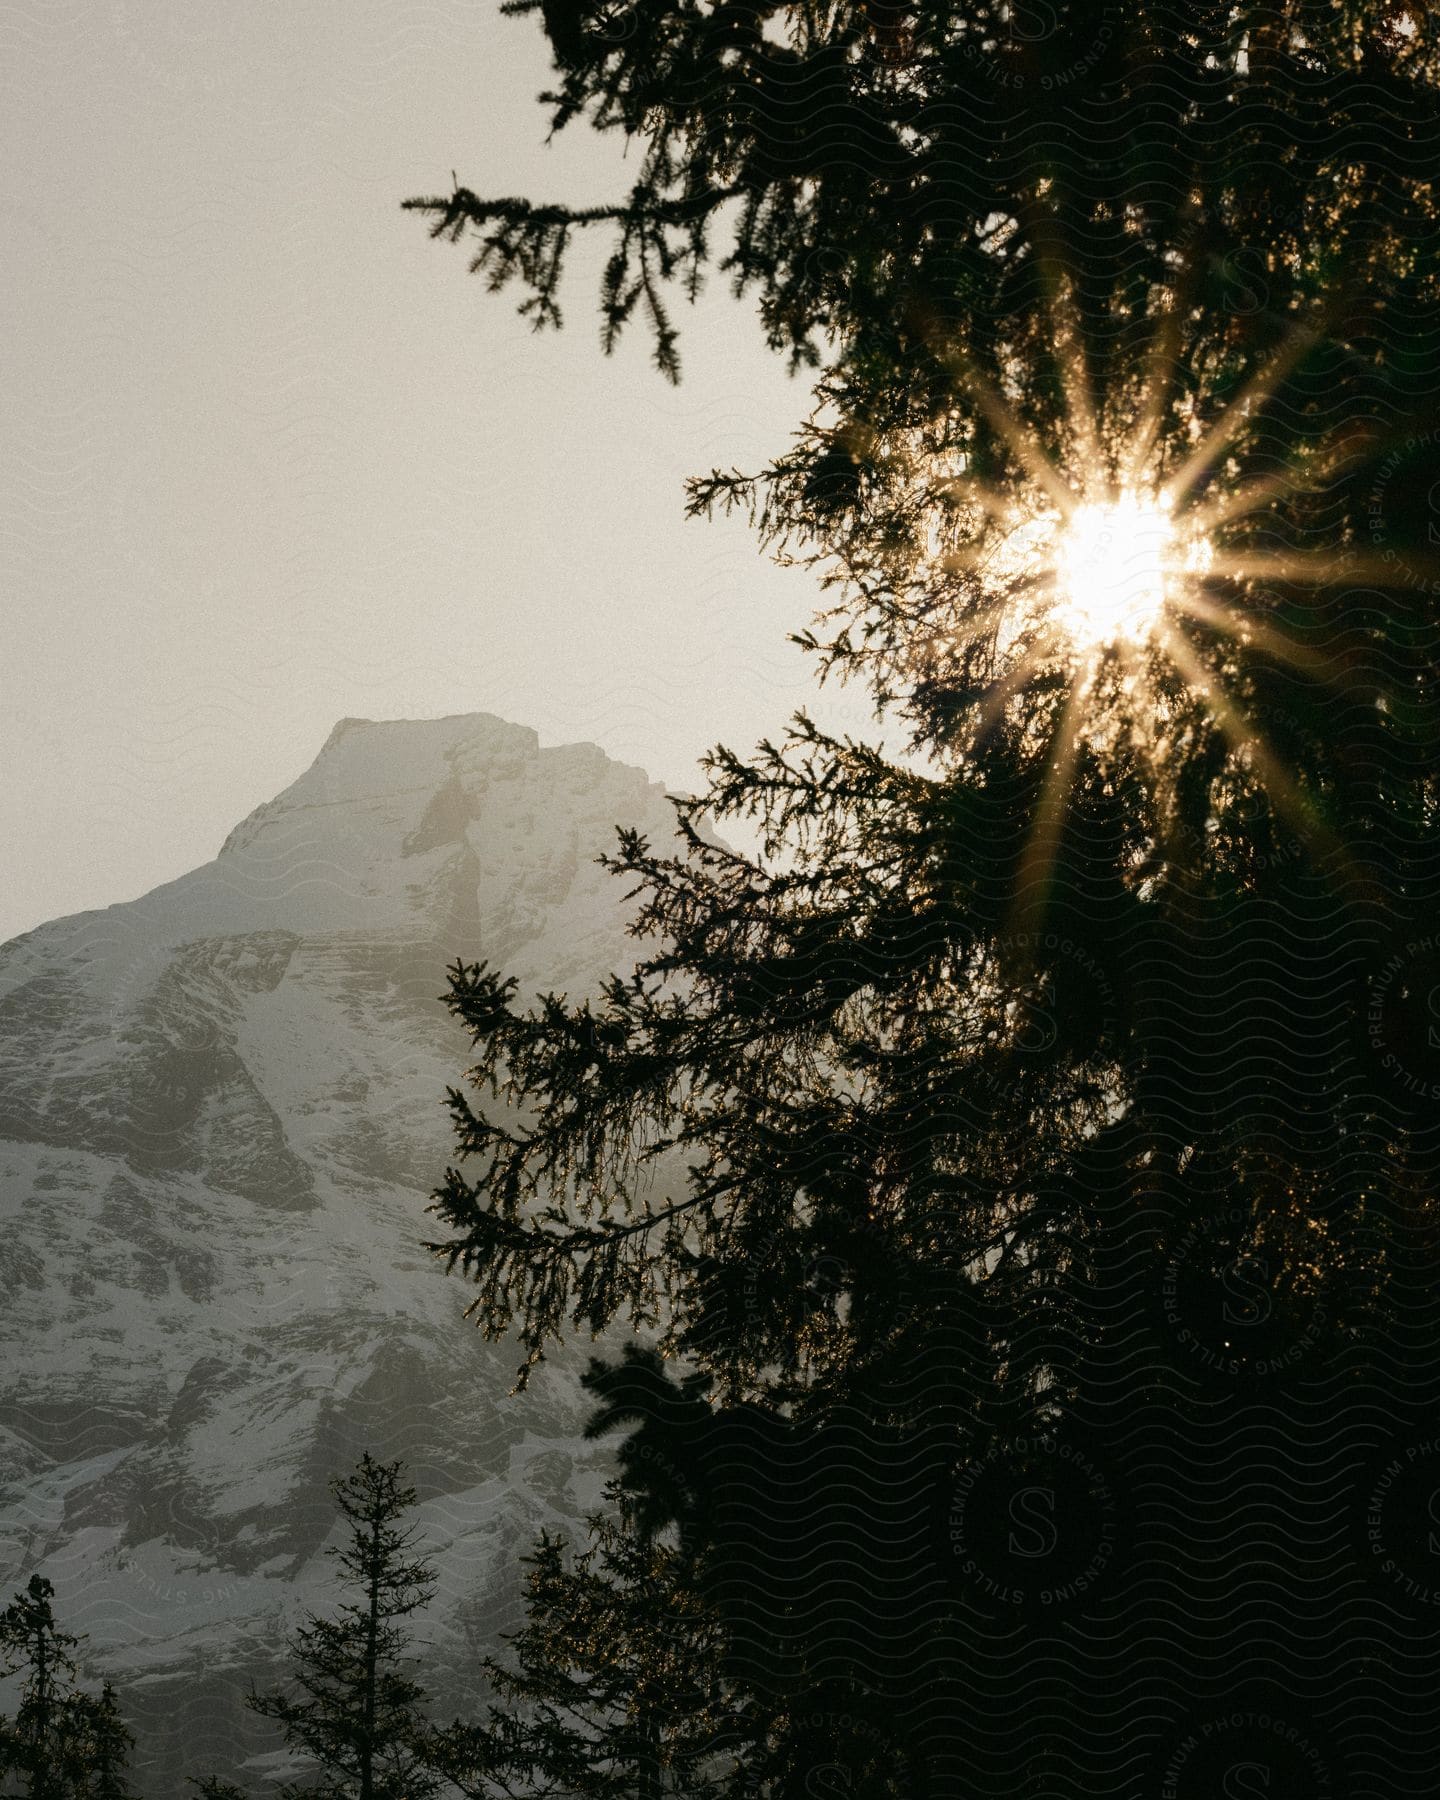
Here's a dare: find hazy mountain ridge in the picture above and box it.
[0,713,681,1792]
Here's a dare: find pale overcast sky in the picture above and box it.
[2,1,866,944]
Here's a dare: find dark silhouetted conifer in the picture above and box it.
[1,1576,78,1800]
[57,1686,135,1800]
[435,1466,734,1799]
[244,1455,439,1800]
[0,1582,134,1800]
[418,7,1440,1794]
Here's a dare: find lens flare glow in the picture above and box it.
[1053,492,1174,649]
[904,289,1406,929]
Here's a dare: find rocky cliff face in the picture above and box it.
[0,714,681,1793]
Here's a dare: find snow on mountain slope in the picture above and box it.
[0,714,683,1793]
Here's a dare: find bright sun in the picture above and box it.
[1052,491,1175,650]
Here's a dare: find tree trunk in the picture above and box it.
[32,1624,50,1800]
[359,1513,380,1800]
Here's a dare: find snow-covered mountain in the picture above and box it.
[0,714,683,1793]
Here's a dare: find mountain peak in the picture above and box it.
[218,713,545,860]
[0,711,681,1794]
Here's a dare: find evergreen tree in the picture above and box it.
[1,1577,81,1800]
[417,5,1440,1793]
[190,1778,247,1800]
[417,2,1440,1399]
[0,1584,133,1800]
[408,2,1440,394]
[436,1467,734,1799]
[55,1687,135,1800]
[246,1455,439,1800]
